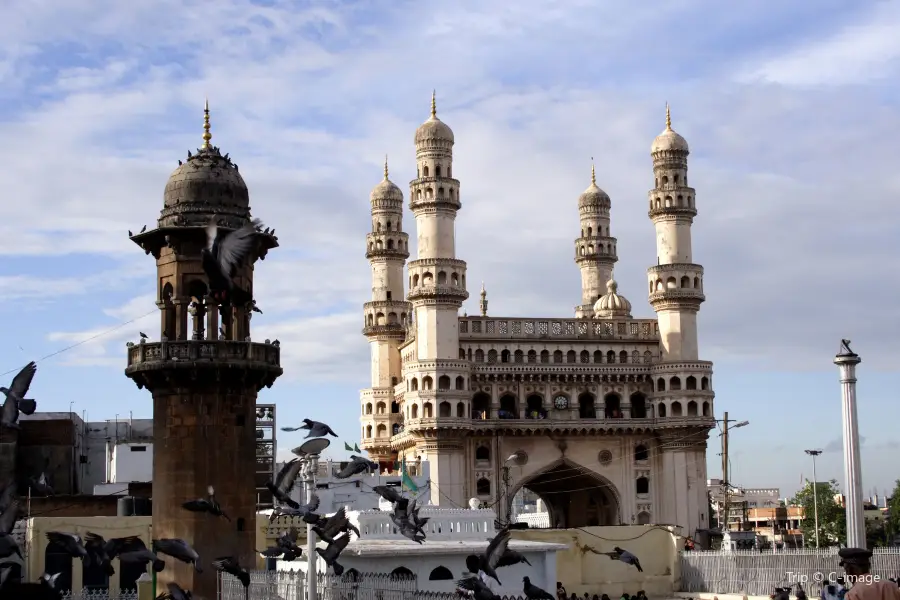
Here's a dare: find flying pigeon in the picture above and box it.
[202,217,262,307]
[0,362,38,429]
[45,532,88,560]
[0,499,22,562]
[27,473,53,497]
[152,538,202,572]
[212,556,250,599]
[116,537,165,572]
[316,532,352,576]
[181,485,230,520]
[334,455,378,479]
[475,527,511,585]
[265,459,305,509]
[496,549,531,568]
[523,576,555,600]
[159,582,192,600]
[260,527,303,561]
[281,418,338,438]
[311,507,359,544]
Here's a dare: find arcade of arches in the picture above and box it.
[512,462,620,528]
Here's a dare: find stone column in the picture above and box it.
[834,341,865,548]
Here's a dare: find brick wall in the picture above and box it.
[27,495,121,518]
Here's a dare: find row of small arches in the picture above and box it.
[373,221,401,233]
[408,375,467,392]
[475,444,651,464]
[658,400,711,417]
[365,312,409,326]
[580,225,610,238]
[363,401,401,415]
[368,238,408,252]
[464,348,652,365]
[472,391,648,419]
[656,173,686,187]
[410,271,465,288]
[578,242,616,256]
[412,187,455,202]
[651,194,693,210]
[651,275,702,293]
[419,164,451,178]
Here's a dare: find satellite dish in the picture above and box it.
[299,438,331,455]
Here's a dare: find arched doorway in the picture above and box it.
[509,459,620,528]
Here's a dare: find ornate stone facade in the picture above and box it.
[360,99,714,537]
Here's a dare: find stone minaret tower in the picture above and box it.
[125,103,282,599]
[406,93,470,506]
[647,105,705,358]
[646,104,712,534]
[575,163,618,318]
[360,158,410,467]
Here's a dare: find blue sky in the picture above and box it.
[0,0,898,500]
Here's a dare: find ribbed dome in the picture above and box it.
[163,103,248,211]
[579,164,610,209]
[371,159,403,201]
[593,279,632,318]
[651,104,689,154]
[414,92,454,145]
[163,145,248,209]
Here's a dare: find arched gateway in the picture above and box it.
[508,458,621,528]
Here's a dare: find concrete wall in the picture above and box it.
[110,442,153,483]
[513,525,681,598]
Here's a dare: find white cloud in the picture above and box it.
[736,1,900,86]
[5,0,900,383]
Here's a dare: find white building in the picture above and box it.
[284,459,431,513]
[359,98,715,537]
[283,507,566,595]
[107,442,153,483]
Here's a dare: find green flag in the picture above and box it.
[344,442,353,452]
[401,457,418,493]
[354,443,361,453]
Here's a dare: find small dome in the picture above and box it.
[163,103,248,212]
[164,146,248,209]
[371,159,403,201]
[651,104,689,154]
[579,164,611,209]
[593,279,632,318]
[414,92,454,145]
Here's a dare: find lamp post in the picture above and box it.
[717,413,749,531]
[295,437,331,600]
[835,340,865,549]
[804,449,823,548]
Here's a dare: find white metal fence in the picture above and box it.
[60,590,139,600]
[681,548,900,596]
[218,571,529,600]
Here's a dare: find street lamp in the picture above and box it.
[804,449,823,548]
[297,437,331,600]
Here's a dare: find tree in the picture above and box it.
[708,491,718,530]
[790,479,846,547]
[885,480,900,545]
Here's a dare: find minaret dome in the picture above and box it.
[578,163,611,209]
[370,156,403,202]
[651,103,689,154]
[414,90,455,145]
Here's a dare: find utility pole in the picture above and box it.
[718,412,750,532]
[296,438,331,600]
[805,449,823,548]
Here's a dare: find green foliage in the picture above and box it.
[885,480,900,542]
[708,491,718,530]
[790,479,846,547]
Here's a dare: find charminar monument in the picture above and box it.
[360,94,714,538]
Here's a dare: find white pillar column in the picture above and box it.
[834,341,864,548]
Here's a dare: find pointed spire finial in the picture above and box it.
[481,281,486,295]
[384,154,389,180]
[665,102,672,130]
[479,282,488,317]
[431,90,437,118]
[202,98,212,149]
[591,157,596,185]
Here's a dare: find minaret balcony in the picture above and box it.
[407,284,469,304]
[366,232,410,260]
[647,263,704,308]
[409,192,462,213]
[125,339,282,391]
[648,289,705,310]
[362,323,407,338]
[648,203,697,220]
[574,236,618,263]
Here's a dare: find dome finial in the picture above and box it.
[665,102,672,131]
[431,90,437,118]
[202,98,212,149]
[384,154,389,180]
[590,157,596,185]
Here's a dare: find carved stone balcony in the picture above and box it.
[125,340,282,391]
